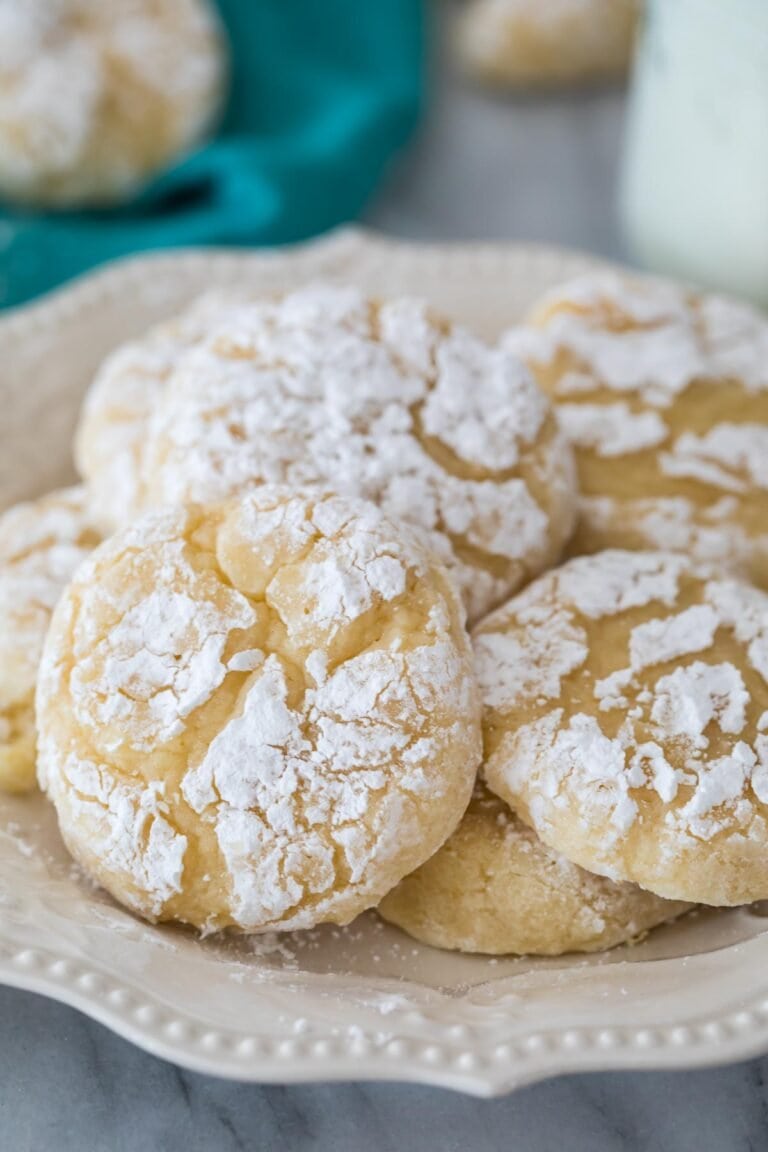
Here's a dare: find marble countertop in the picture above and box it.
[5,8,767,1152]
[2,983,766,1152]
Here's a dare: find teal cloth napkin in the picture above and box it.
[0,0,424,308]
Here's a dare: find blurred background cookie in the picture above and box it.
[456,0,638,89]
[0,0,227,207]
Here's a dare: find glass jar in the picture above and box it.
[620,0,768,306]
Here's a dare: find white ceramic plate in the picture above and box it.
[2,228,768,1096]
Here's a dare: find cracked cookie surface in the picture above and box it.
[0,486,100,793]
[37,487,481,931]
[138,283,576,622]
[506,272,768,587]
[76,290,249,533]
[378,782,690,955]
[477,550,768,905]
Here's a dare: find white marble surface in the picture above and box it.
[2,981,767,1151]
[5,7,768,1151]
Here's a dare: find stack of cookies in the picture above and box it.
[3,272,768,956]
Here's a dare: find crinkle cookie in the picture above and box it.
[76,290,247,533]
[379,783,690,955]
[0,487,100,793]
[0,0,226,207]
[139,284,577,622]
[506,272,768,587]
[456,0,638,89]
[37,488,481,932]
[477,549,768,905]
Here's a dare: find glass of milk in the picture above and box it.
[620,0,768,307]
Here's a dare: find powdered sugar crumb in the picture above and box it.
[554,550,685,619]
[557,402,667,457]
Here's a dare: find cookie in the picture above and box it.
[37,488,481,931]
[379,783,690,955]
[456,0,637,89]
[76,290,246,533]
[506,272,768,586]
[139,284,577,622]
[477,549,768,905]
[0,487,100,793]
[0,0,226,206]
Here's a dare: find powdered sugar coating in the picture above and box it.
[37,488,481,930]
[141,283,577,622]
[476,549,768,905]
[76,289,255,532]
[0,0,226,206]
[581,495,763,575]
[557,403,668,457]
[0,486,100,793]
[379,783,690,955]
[506,271,768,587]
[660,425,768,494]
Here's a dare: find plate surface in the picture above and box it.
[2,228,768,1096]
